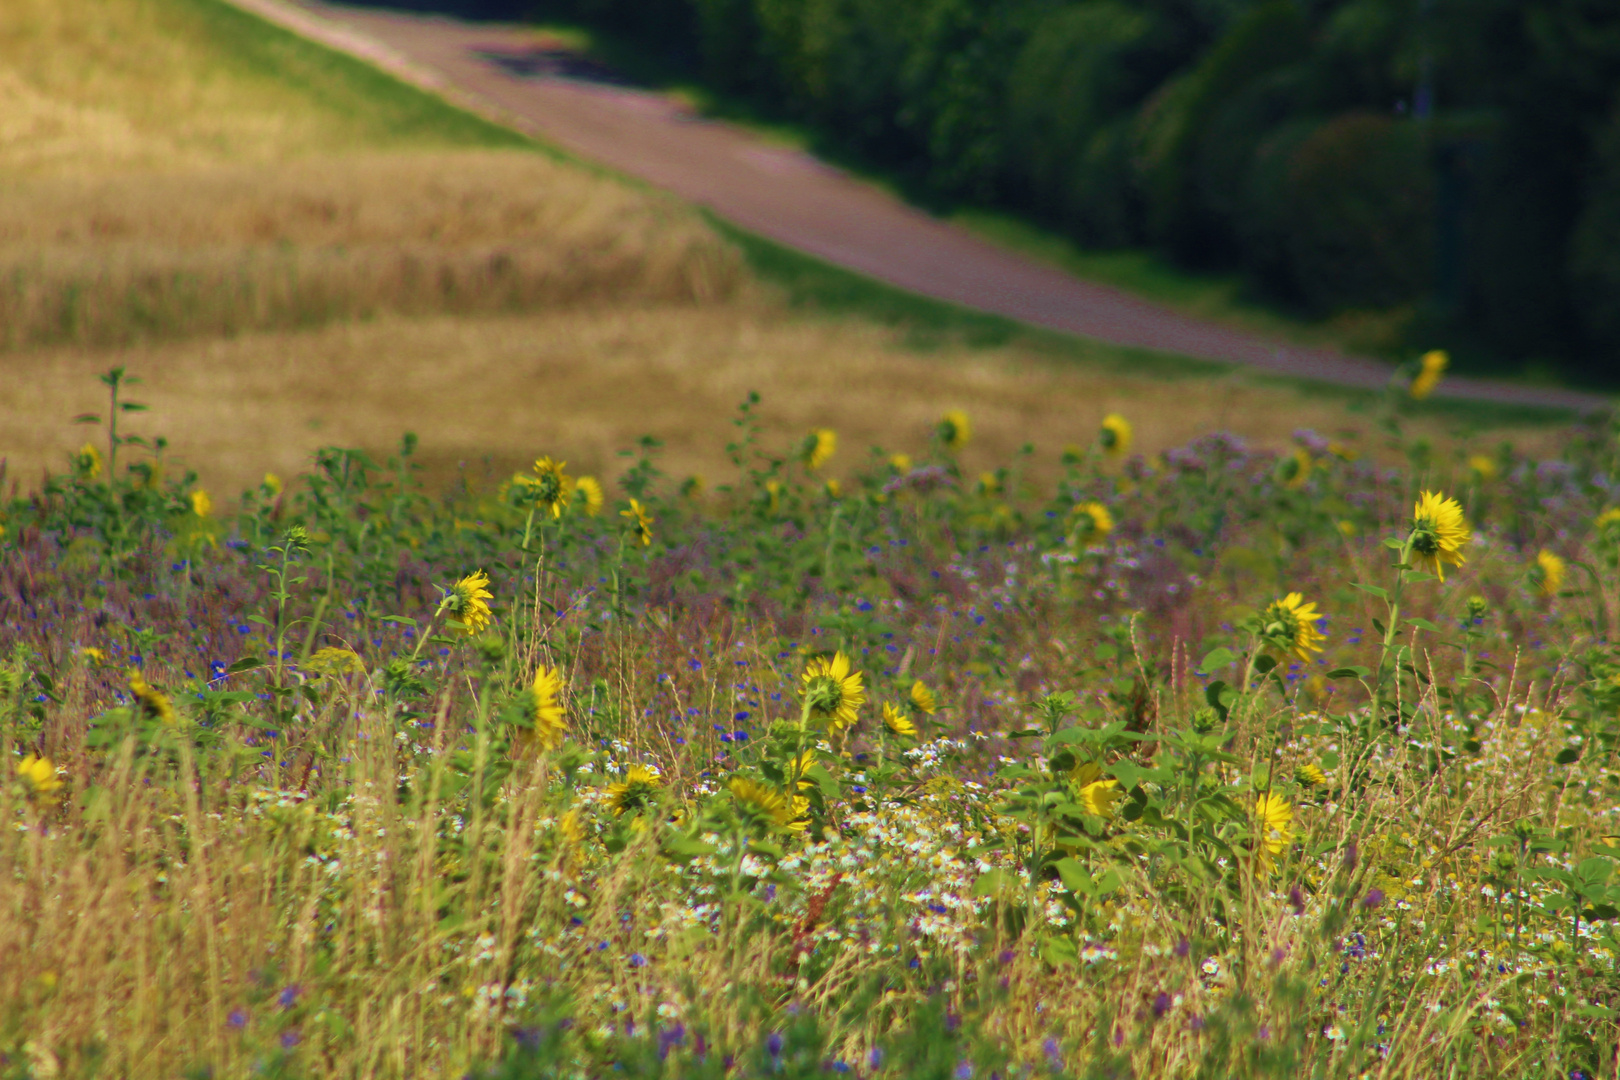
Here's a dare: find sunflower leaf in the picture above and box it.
[1351,581,1389,599]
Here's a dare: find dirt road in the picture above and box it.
[228,0,1602,412]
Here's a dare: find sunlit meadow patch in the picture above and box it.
[2,366,1620,1078]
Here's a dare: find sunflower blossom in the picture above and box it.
[1468,455,1498,483]
[1099,414,1132,457]
[189,490,212,518]
[16,755,63,804]
[1071,502,1114,542]
[802,652,866,734]
[1296,763,1327,787]
[1408,491,1471,581]
[128,670,177,725]
[606,765,661,816]
[525,666,568,751]
[1255,794,1293,870]
[882,702,917,739]
[937,410,971,451]
[800,429,837,471]
[1410,349,1448,400]
[1259,592,1326,662]
[1534,549,1565,598]
[443,571,493,636]
[1079,777,1122,817]
[728,777,807,832]
[907,680,937,717]
[574,476,604,517]
[621,498,655,547]
[73,443,102,481]
[528,457,574,519]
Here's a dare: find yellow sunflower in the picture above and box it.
[15,755,63,804]
[189,490,212,518]
[1099,414,1132,457]
[529,457,575,519]
[1279,448,1312,489]
[1410,350,1448,400]
[574,476,605,517]
[907,680,937,717]
[606,765,661,816]
[889,453,913,473]
[1079,776,1122,818]
[525,666,568,751]
[728,776,808,832]
[1468,455,1498,483]
[72,443,102,481]
[1070,502,1114,542]
[800,429,837,471]
[882,702,917,739]
[621,498,655,547]
[128,670,177,725]
[1259,592,1326,662]
[1534,549,1565,598]
[801,652,866,734]
[1255,794,1294,870]
[443,571,494,636]
[1296,763,1327,787]
[937,410,971,451]
[264,472,284,497]
[1408,491,1471,581]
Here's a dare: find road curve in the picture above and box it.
[228,0,1603,412]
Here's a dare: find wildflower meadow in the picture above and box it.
[4,361,1620,1080]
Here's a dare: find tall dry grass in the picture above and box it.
[0,152,743,351]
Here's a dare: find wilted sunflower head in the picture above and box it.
[1408,491,1470,581]
[443,571,493,636]
[573,476,605,517]
[801,652,865,733]
[1533,549,1566,598]
[620,499,655,547]
[936,410,971,452]
[1259,592,1325,662]
[1099,414,1132,457]
[606,766,661,817]
[800,429,837,471]
[128,670,177,725]
[15,755,63,804]
[882,701,917,739]
[1255,794,1294,870]
[1070,502,1114,542]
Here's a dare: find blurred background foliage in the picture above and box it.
[379,0,1620,382]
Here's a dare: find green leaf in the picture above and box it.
[973,869,1010,897]
[1041,936,1078,968]
[379,616,418,627]
[1351,581,1390,600]
[664,836,717,859]
[1053,857,1094,896]
[72,413,101,425]
[1198,647,1237,674]
[227,656,264,674]
[1326,666,1371,680]
[1405,617,1444,633]
[1556,747,1582,765]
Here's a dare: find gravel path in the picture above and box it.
[227,0,1603,412]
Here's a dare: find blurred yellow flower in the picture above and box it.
[729,776,805,832]
[523,666,568,752]
[889,453,912,472]
[263,472,284,497]
[1296,763,1327,787]
[1071,501,1114,541]
[1079,777,1122,817]
[977,472,1002,496]
[1336,519,1357,538]
[73,443,102,481]
[621,498,655,547]
[937,410,971,451]
[1410,349,1448,400]
[574,476,604,517]
[908,680,937,716]
[304,647,365,679]
[1281,447,1312,489]
[81,647,106,665]
[16,755,62,804]
[1099,414,1132,457]
[606,765,661,816]
[529,457,574,519]
[1534,549,1565,598]
[189,489,212,518]
[1597,507,1620,531]
[1255,794,1293,870]
[825,479,842,499]
[1260,592,1326,662]
[444,571,493,636]
[800,428,837,471]
[1409,491,1471,581]
[128,670,177,725]
[1468,455,1498,482]
[802,651,865,734]
[882,701,917,739]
